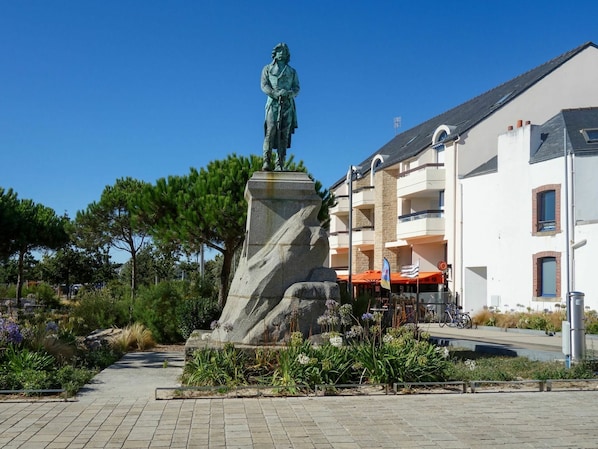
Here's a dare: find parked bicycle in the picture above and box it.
[439,303,472,329]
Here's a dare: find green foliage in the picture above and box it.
[3,345,55,372]
[352,329,450,384]
[272,337,356,389]
[133,281,184,343]
[29,282,61,308]
[74,177,151,293]
[37,246,117,293]
[140,154,332,308]
[0,188,20,259]
[177,298,220,339]
[182,343,249,387]
[181,329,451,391]
[447,349,595,382]
[70,288,130,334]
[54,365,95,396]
[81,346,122,370]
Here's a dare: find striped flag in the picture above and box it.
[381,258,391,290]
[401,261,420,279]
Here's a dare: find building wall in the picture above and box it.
[457,46,598,176]
[374,169,399,270]
[451,46,598,299]
[329,46,598,311]
[461,123,598,312]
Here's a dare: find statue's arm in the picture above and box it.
[290,70,300,98]
[261,66,276,98]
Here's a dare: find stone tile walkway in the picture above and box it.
[2,339,598,448]
[2,392,598,448]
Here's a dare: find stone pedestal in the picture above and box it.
[207,171,339,345]
[244,171,322,259]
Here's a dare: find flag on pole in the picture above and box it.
[381,258,391,290]
[401,261,420,279]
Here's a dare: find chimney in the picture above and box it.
[508,125,514,131]
[525,120,531,125]
[516,119,523,128]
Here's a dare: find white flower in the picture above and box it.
[465,359,476,371]
[435,346,450,358]
[296,353,310,365]
[329,335,343,348]
[383,333,395,344]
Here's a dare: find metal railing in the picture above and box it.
[398,209,444,223]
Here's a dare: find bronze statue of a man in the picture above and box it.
[261,43,300,171]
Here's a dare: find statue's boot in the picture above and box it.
[275,144,287,171]
[262,148,272,171]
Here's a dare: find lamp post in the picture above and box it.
[347,165,362,301]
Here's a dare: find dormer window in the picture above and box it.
[432,125,452,147]
[580,128,598,144]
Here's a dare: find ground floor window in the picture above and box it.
[533,251,560,299]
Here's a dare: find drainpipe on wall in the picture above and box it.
[453,135,462,307]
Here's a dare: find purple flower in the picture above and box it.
[45,321,59,333]
[0,318,24,345]
[210,320,220,330]
[361,313,374,322]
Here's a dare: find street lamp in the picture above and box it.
[347,165,362,301]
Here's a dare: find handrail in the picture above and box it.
[398,163,444,178]
[398,210,444,222]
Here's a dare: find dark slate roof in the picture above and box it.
[532,107,598,163]
[331,41,597,189]
[463,107,598,177]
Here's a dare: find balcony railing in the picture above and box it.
[399,209,444,222]
[397,210,444,240]
[397,163,445,198]
[352,226,375,247]
[330,195,349,215]
[352,186,375,209]
[329,230,349,249]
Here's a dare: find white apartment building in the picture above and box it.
[328,42,598,312]
[461,108,598,312]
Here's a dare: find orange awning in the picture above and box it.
[337,270,443,285]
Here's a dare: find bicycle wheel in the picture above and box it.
[439,311,448,327]
[461,314,472,329]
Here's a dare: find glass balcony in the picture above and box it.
[397,164,445,198]
[397,210,445,240]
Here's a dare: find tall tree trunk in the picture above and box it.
[16,250,25,307]
[218,249,234,309]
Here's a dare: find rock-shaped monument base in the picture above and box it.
[209,171,338,345]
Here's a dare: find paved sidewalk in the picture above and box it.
[2,340,598,448]
[423,322,598,361]
[77,349,185,402]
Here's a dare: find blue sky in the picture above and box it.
[2,1,598,228]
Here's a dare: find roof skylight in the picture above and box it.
[580,128,598,144]
[493,91,513,107]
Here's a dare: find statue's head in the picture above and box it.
[271,43,291,63]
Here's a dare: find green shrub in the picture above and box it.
[70,288,129,334]
[271,339,357,388]
[133,281,184,343]
[177,297,220,339]
[80,346,122,370]
[30,282,61,308]
[55,365,95,396]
